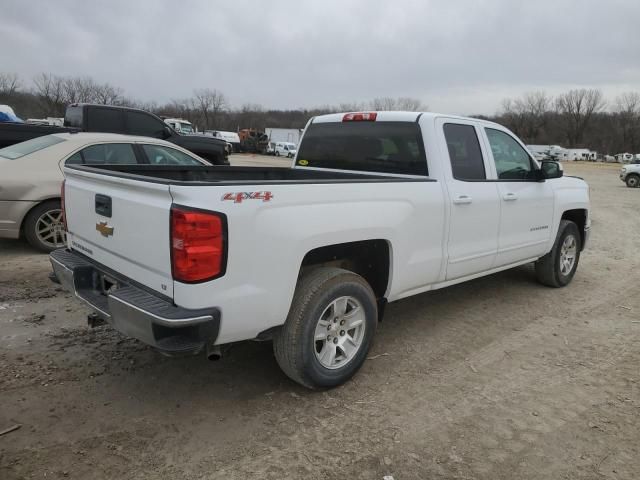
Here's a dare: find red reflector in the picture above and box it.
[342,112,377,122]
[60,179,67,231]
[171,207,226,282]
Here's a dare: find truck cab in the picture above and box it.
[163,118,195,134]
[64,104,229,165]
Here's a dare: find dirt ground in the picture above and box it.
[1,161,638,479]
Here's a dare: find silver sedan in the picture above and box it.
[0,132,209,252]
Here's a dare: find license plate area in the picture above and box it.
[93,270,120,296]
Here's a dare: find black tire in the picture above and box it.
[23,200,65,253]
[625,174,639,188]
[273,267,377,389]
[535,220,581,288]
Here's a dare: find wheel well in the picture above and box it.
[300,240,391,300]
[20,198,61,235]
[561,209,586,249]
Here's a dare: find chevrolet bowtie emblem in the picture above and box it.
[96,221,114,237]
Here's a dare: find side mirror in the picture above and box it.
[541,160,563,179]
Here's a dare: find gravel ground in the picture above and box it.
[0,161,638,479]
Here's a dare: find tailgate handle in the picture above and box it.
[95,194,112,218]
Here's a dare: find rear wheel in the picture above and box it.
[535,220,581,287]
[23,200,66,253]
[273,267,377,389]
[626,174,639,188]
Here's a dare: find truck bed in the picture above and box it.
[66,164,432,185]
[0,122,77,148]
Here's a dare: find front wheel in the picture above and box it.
[535,220,581,287]
[625,174,639,188]
[273,267,377,389]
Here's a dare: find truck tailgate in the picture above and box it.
[64,169,174,298]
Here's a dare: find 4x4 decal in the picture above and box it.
[221,191,273,203]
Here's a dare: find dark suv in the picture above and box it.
[64,104,229,165]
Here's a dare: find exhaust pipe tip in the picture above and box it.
[206,344,222,361]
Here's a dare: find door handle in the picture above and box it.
[503,192,518,201]
[453,195,472,205]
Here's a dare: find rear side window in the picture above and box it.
[65,152,83,165]
[443,123,486,180]
[81,143,138,165]
[296,121,427,176]
[64,106,83,127]
[142,144,203,165]
[86,108,124,133]
[127,112,165,138]
[0,135,65,159]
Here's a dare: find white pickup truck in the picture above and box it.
[51,111,590,389]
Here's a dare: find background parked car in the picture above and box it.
[274,141,297,158]
[0,132,210,252]
[0,104,229,165]
[163,118,195,134]
[620,160,640,187]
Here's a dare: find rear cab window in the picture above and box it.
[296,121,428,176]
[0,135,66,159]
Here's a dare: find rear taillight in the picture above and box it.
[60,179,67,230]
[171,206,226,283]
[342,112,377,122]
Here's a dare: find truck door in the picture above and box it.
[481,127,554,266]
[439,120,500,280]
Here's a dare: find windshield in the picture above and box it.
[296,121,427,176]
[178,122,194,134]
[0,135,66,159]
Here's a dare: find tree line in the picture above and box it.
[1,72,639,154]
[488,89,640,155]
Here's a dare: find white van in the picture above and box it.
[274,142,297,158]
[164,118,195,134]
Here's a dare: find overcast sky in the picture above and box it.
[1,0,639,115]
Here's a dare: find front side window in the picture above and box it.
[127,112,165,138]
[81,143,138,165]
[443,123,486,180]
[486,128,534,180]
[142,144,203,165]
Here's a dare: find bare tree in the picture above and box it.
[614,92,640,152]
[370,96,426,111]
[93,83,124,105]
[396,97,427,111]
[193,88,227,130]
[371,97,398,111]
[555,88,605,146]
[0,73,21,98]
[501,91,552,142]
[61,76,96,104]
[33,73,66,116]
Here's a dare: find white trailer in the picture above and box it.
[265,127,303,145]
